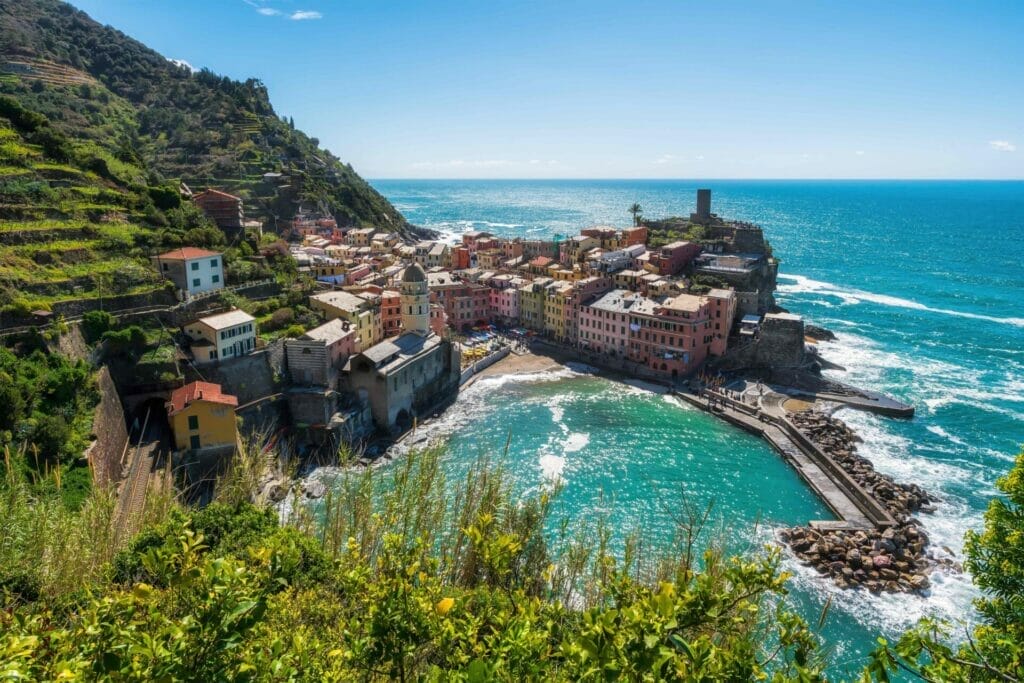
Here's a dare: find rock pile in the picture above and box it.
[780,410,945,594]
[790,411,934,518]
[779,524,934,593]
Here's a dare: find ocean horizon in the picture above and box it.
[348,177,1024,677]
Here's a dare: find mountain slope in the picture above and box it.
[0,0,410,232]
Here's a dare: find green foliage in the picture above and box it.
[100,325,148,358]
[871,447,1024,681]
[81,308,115,342]
[0,0,411,232]
[1,446,831,680]
[0,344,95,468]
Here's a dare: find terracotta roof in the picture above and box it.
[529,256,554,267]
[167,381,238,416]
[155,247,222,261]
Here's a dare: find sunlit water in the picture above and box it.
[313,180,1024,677]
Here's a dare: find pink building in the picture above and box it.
[344,264,372,285]
[705,288,737,356]
[565,276,612,343]
[628,293,712,378]
[430,301,448,336]
[461,231,493,256]
[429,276,491,330]
[488,277,520,325]
[648,241,700,276]
[578,289,639,359]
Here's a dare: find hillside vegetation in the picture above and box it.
[0,0,411,244]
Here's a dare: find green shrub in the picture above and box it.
[81,309,115,342]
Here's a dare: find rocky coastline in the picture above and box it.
[779,411,952,594]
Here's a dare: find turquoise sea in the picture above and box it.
[365,180,1024,676]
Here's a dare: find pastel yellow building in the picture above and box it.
[166,381,238,452]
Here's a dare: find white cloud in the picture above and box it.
[653,154,676,165]
[855,150,865,156]
[167,58,197,73]
[695,154,705,161]
[989,140,1016,152]
[290,10,323,20]
[257,7,280,15]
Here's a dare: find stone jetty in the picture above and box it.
[780,411,940,594]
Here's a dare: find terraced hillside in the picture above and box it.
[0,0,414,237]
[0,94,173,313]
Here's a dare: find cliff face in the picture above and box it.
[0,0,408,231]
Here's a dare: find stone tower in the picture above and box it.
[400,263,430,335]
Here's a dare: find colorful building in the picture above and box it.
[184,309,257,364]
[628,293,712,377]
[309,290,381,350]
[166,381,238,452]
[151,247,224,299]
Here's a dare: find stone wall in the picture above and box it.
[87,366,129,488]
[189,342,284,406]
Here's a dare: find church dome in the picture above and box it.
[402,263,427,283]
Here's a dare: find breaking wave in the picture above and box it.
[778,274,1024,328]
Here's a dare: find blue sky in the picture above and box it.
[68,0,1024,179]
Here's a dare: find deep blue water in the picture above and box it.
[368,179,1024,677]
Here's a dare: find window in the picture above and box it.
[210,258,219,268]
[187,415,199,430]
[162,263,168,271]
[212,274,220,283]
[191,262,199,271]
[190,435,201,450]
[193,278,201,287]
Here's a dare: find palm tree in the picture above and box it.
[628,202,643,226]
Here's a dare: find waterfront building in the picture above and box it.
[518,277,551,331]
[528,256,555,275]
[706,288,737,356]
[184,308,257,364]
[488,274,520,325]
[151,247,224,299]
[621,225,648,246]
[543,281,574,342]
[578,289,638,358]
[427,272,490,331]
[559,235,600,266]
[628,293,712,377]
[451,246,471,269]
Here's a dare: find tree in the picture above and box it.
[629,202,643,226]
[872,447,1024,680]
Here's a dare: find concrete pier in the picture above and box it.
[674,389,897,530]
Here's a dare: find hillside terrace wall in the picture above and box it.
[87,366,129,488]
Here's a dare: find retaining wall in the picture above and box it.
[88,366,130,488]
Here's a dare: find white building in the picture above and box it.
[184,309,258,364]
[151,247,225,299]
